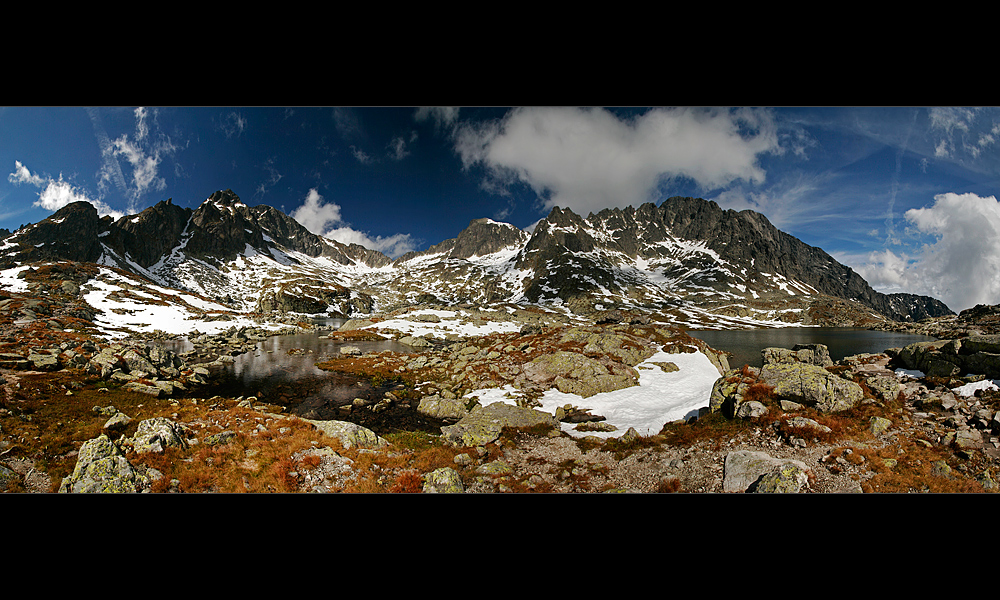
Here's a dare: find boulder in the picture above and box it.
[27,352,59,371]
[752,462,812,493]
[762,344,833,367]
[302,419,386,450]
[440,402,559,447]
[708,367,774,418]
[735,400,769,419]
[123,381,164,398]
[864,374,901,402]
[523,351,638,398]
[338,319,374,331]
[87,349,124,378]
[758,362,864,413]
[962,352,1000,378]
[102,411,133,435]
[557,327,657,366]
[869,416,892,436]
[722,449,813,493]
[417,395,470,421]
[960,335,1000,355]
[398,336,432,348]
[423,467,464,493]
[130,417,189,453]
[59,434,149,493]
[121,349,157,377]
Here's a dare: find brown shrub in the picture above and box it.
[742,382,775,405]
[656,477,682,493]
[389,470,424,493]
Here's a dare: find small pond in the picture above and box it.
[153,318,441,431]
[688,327,937,369]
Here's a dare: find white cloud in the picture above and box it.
[290,188,342,235]
[290,188,415,258]
[8,160,44,186]
[8,160,124,220]
[454,107,781,217]
[90,107,177,211]
[854,192,1000,312]
[323,227,417,258]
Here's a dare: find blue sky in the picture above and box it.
[4,106,1000,313]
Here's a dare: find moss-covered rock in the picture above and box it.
[302,419,386,450]
[417,395,470,421]
[723,449,812,493]
[440,402,559,447]
[130,417,189,453]
[59,434,148,493]
[759,362,863,413]
[423,467,464,493]
[752,462,811,493]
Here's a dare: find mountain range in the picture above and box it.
[0,189,954,328]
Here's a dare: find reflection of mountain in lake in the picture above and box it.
[689,327,937,369]
[223,333,416,384]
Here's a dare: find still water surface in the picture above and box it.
[688,327,937,369]
[158,318,416,385]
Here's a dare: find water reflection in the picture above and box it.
[688,327,936,369]
[228,332,416,384]
[154,317,417,386]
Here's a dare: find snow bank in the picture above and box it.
[0,265,31,292]
[82,267,279,338]
[364,309,522,338]
[465,348,722,439]
[953,379,1000,397]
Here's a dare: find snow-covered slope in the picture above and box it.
[0,190,954,329]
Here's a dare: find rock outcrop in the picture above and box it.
[58,434,151,493]
[889,335,1000,379]
[440,402,559,447]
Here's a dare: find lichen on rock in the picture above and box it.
[59,434,149,493]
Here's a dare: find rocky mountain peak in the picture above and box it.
[0,189,956,324]
[206,189,243,207]
[4,201,104,264]
[450,218,528,259]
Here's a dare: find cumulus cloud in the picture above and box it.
[8,160,124,220]
[453,106,781,217]
[855,192,1000,312]
[323,227,417,259]
[290,188,416,258]
[290,188,342,234]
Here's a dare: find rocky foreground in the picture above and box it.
[3,272,1000,493]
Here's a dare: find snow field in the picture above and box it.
[81,267,278,338]
[465,348,722,439]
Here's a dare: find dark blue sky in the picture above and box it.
[4,106,1000,311]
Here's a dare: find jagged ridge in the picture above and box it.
[0,190,954,324]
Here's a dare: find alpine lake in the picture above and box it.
[154,318,449,434]
[687,326,937,370]
[152,320,938,434]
